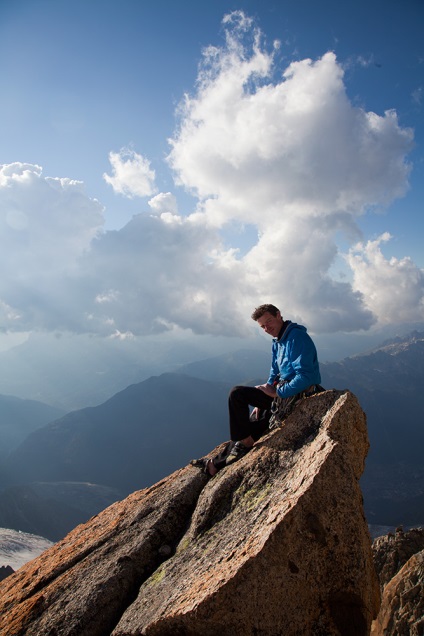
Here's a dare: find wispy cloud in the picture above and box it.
[411,86,422,106]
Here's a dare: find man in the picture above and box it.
[191,304,322,476]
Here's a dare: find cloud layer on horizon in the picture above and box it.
[0,12,422,338]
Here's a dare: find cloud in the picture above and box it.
[0,162,104,332]
[165,11,415,331]
[0,13,421,338]
[169,49,412,225]
[148,192,178,215]
[103,148,157,198]
[411,85,422,106]
[79,213,250,337]
[0,162,103,263]
[347,234,424,324]
[0,161,247,337]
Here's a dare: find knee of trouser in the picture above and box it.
[229,385,245,399]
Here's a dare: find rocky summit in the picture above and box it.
[0,389,380,636]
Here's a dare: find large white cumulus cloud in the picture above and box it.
[169,16,411,223]
[167,11,418,332]
[0,12,422,337]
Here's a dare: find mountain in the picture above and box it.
[2,373,231,496]
[2,332,423,539]
[0,332,261,411]
[177,333,424,527]
[0,565,14,582]
[0,333,169,411]
[176,348,270,384]
[0,373,232,540]
[0,323,422,411]
[0,395,64,461]
[319,331,424,526]
[0,482,122,542]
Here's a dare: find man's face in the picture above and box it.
[257,311,283,337]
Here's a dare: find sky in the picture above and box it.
[0,0,423,358]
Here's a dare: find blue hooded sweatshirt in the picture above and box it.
[267,321,321,399]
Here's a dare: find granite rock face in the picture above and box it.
[372,527,424,590]
[0,390,380,636]
[371,528,424,636]
[372,550,424,636]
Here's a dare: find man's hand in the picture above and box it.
[250,407,259,421]
[255,383,277,398]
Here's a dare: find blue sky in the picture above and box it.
[0,0,423,353]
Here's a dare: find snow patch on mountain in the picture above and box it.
[0,527,53,571]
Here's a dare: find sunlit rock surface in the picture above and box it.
[0,390,379,636]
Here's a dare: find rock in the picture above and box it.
[0,565,14,582]
[371,527,424,635]
[372,527,424,590]
[0,390,380,636]
[0,469,205,636]
[371,550,424,636]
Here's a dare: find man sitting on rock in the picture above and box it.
[191,303,323,476]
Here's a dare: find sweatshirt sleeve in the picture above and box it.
[266,341,280,386]
[276,331,321,398]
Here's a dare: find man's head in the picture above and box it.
[251,304,284,338]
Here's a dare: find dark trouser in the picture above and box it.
[212,383,325,473]
[211,386,273,472]
[228,385,274,442]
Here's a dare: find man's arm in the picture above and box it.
[276,332,320,398]
[266,341,280,386]
[256,383,277,398]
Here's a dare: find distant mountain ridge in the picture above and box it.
[0,332,263,410]
[0,395,64,461]
[320,332,424,526]
[2,373,231,494]
[1,331,423,540]
[0,482,122,542]
[370,329,424,353]
[320,330,424,393]
[175,348,270,384]
[0,373,232,539]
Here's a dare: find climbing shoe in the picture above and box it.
[225,441,252,465]
[190,457,218,476]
